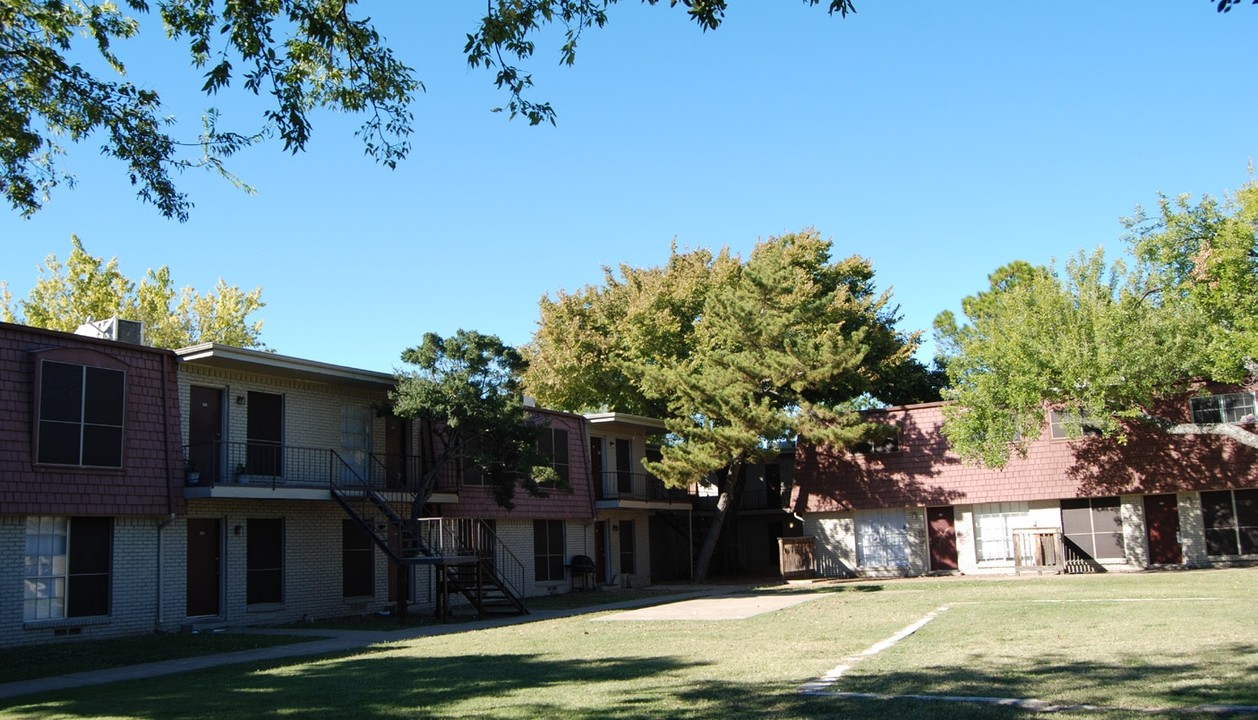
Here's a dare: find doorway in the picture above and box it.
[927,506,959,571]
[1144,494,1183,565]
[188,386,223,481]
[186,518,222,617]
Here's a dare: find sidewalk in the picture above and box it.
[0,586,738,703]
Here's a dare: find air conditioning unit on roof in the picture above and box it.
[74,317,144,345]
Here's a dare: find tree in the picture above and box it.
[390,330,559,515]
[935,180,1258,467]
[1,236,266,348]
[0,2,863,221]
[526,230,925,581]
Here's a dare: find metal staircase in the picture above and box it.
[329,452,527,619]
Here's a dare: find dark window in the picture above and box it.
[537,426,570,486]
[342,520,374,598]
[247,519,284,604]
[616,439,633,494]
[1061,497,1124,560]
[1049,410,1102,440]
[854,425,900,454]
[37,361,125,467]
[461,433,488,486]
[619,520,636,576]
[246,391,283,476]
[533,520,565,582]
[1202,489,1258,556]
[23,516,112,620]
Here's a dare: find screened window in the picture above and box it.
[1201,489,1258,556]
[856,509,910,567]
[533,520,565,582]
[37,361,125,467]
[537,426,570,485]
[247,519,284,604]
[1190,393,1256,425]
[974,503,1031,561]
[342,520,374,598]
[1061,497,1125,560]
[23,516,112,621]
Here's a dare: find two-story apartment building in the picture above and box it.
[791,393,1258,578]
[0,321,186,647]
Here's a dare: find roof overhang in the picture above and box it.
[175,343,395,390]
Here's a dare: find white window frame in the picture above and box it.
[1190,392,1256,425]
[973,502,1032,561]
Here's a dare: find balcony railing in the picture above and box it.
[183,441,460,494]
[414,517,526,599]
[596,471,692,504]
[689,485,787,512]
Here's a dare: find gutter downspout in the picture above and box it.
[157,353,178,631]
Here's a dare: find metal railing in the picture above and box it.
[596,471,692,503]
[413,517,526,599]
[689,485,787,512]
[183,442,461,495]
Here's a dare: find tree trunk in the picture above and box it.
[692,462,744,583]
[1166,422,1258,448]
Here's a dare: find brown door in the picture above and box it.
[189,386,223,481]
[1144,494,1183,565]
[927,507,959,571]
[186,519,221,617]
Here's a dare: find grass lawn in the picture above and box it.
[0,633,315,685]
[2,568,1255,719]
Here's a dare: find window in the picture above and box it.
[536,426,570,485]
[1190,393,1256,425]
[342,520,374,598]
[619,520,636,575]
[854,424,900,454]
[1061,497,1124,560]
[1049,410,1101,440]
[247,519,284,604]
[973,502,1031,561]
[246,391,284,476]
[1201,489,1258,556]
[37,360,125,467]
[460,433,488,486]
[856,509,910,567]
[533,520,565,582]
[23,516,112,621]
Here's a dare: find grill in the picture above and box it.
[567,554,597,591]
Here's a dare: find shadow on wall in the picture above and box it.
[1068,421,1258,497]
[791,411,966,513]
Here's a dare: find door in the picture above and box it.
[1144,494,1183,565]
[188,386,223,481]
[340,405,371,484]
[186,519,221,617]
[928,506,959,571]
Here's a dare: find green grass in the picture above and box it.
[2,569,1256,719]
[0,633,315,685]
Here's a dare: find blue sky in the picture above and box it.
[1,3,1254,374]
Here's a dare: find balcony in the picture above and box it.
[595,471,692,506]
[182,441,460,496]
[690,485,787,513]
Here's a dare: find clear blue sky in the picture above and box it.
[2,3,1254,373]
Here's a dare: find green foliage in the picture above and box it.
[1,236,265,348]
[526,229,920,487]
[936,180,1258,467]
[2,0,419,220]
[391,330,559,509]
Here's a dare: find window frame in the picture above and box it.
[1190,392,1256,425]
[23,516,113,622]
[246,518,285,605]
[1049,409,1102,440]
[853,423,901,455]
[532,519,566,583]
[536,425,570,486]
[341,520,374,598]
[34,355,127,469]
[1201,489,1258,557]
[973,502,1032,562]
[1060,497,1125,560]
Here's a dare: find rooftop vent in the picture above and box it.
[74,317,144,345]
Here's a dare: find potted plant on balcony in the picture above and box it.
[235,463,248,483]
[186,461,200,484]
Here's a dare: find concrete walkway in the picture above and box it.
[0,586,763,703]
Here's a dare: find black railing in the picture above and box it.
[183,442,461,494]
[689,485,787,512]
[596,471,692,503]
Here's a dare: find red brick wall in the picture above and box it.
[0,322,184,516]
[447,409,595,520]
[792,400,1258,513]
